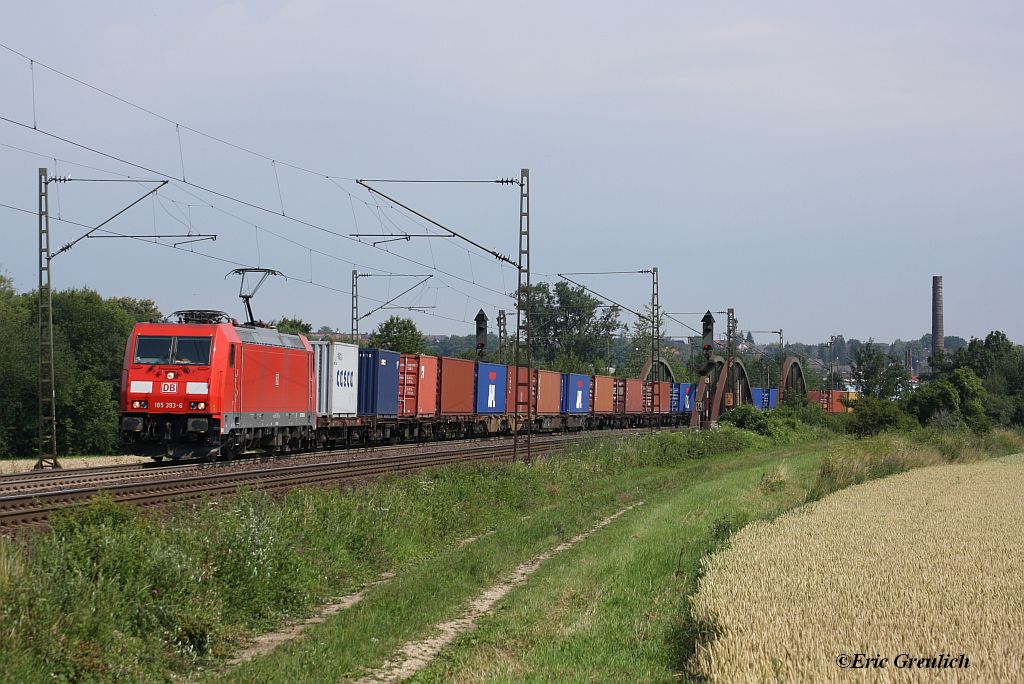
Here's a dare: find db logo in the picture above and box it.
[160,383,177,393]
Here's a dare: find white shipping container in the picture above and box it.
[311,341,359,416]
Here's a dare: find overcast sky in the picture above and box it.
[1,1,1021,345]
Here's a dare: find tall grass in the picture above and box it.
[804,427,1024,502]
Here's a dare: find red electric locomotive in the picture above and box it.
[119,310,315,460]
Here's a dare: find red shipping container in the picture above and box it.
[593,375,615,414]
[399,354,438,417]
[439,357,475,415]
[625,379,644,413]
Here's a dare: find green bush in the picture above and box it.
[844,396,917,437]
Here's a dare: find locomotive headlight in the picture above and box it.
[132,400,141,409]
[166,371,176,380]
[197,401,206,410]
[189,401,207,410]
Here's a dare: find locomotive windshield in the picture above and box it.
[133,336,212,365]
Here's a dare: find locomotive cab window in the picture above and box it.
[134,336,172,364]
[174,337,212,365]
[133,336,212,365]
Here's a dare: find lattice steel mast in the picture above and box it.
[513,168,532,463]
[36,168,58,469]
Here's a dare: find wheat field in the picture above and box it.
[690,456,1024,683]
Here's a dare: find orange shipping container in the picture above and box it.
[613,378,626,414]
[537,370,561,414]
[625,379,644,413]
[439,357,475,415]
[505,366,565,413]
[642,381,672,413]
[399,354,438,417]
[592,375,615,413]
[504,367,561,415]
[506,366,527,414]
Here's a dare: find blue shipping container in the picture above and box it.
[751,388,766,411]
[678,383,696,412]
[769,389,779,409]
[358,348,400,416]
[475,363,508,414]
[670,383,681,413]
[561,373,592,414]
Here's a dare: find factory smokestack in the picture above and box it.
[932,276,944,359]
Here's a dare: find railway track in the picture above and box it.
[0,433,597,532]
[0,433,588,497]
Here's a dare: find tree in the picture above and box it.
[110,296,162,323]
[0,283,136,456]
[276,317,312,336]
[370,316,425,353]
[851,340,909,400]
[622,304,663,378]
[52,289,136,382]
[524,281,620,371]
[904,367,990,432]
[904,379,961,426]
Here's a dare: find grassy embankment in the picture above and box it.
[0,418,1019,682]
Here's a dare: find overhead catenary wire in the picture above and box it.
[0,201,472,326]
[2,114,517,308]
[0,46,518,322]
[3,165,490,332]
[0,40,359,181]
[0,42,518,301]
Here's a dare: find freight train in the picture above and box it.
[118,311,699,461]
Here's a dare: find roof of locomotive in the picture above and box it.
[130,320,310,351]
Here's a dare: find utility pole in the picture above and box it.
[513,168,532,464]
[351,269,359,344]
[36,168,58,470]
[34,169,170,469]
[650,266,661,426]
[726,308,737,360]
